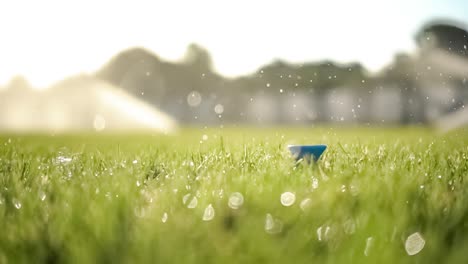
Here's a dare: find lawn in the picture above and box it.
[0,127,467,263]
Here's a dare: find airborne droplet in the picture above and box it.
[187,91,202,107]
[93,114,106,131]
[214,104,224,114]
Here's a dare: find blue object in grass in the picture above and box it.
[288,145,327,162]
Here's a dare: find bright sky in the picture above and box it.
[0,0,467,87]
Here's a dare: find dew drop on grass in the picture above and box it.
[280,192,296,206]
[343,219,356,234]
[13,198,21,209]
[265,214,283,234]
[187,196,198,209]
[405,232,425,255]
[182,193,191,204]
[134,207,146,218]
[364,237,374,256]
[299,198,312,211]
[161,212,168,223]
[39,191,46,201]
[56,156,72,164]
[317,226,323,241]
[203,204,215,221]
[133,160,138,164]
[312,178,319,189]
[228,192,244,209]
[202,134,208,141]
[341,185,347,192]
[317,225,331,241]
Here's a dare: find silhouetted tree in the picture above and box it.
[183,43,213,73]
[416,21,468,59]
[96,47,166,105]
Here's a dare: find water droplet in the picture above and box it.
[228,192,244,209]
[202,134,208,141]
[13,198,21,209]
[39,191,46,201]
[56,156,72,164]
[133,160,138,164]
[266,83,271,87]
[341,185,347,192]
[409,154,415,161]
[161,212,168,223]
[134,207,146,218]
[280,192,296,206]
[182,193,191,204]
[203,204,215,221]
[279,89,283,93]
[187,91,202,107]
[364,237,373,256]
[317,225,331,241]
[312,178,319,189]
[299,198,312,211]
[214,104,224,114]
[136,180,141,187]
[405,232,425,255]
[317,226,323,241]
[93,114,106,131]
[343,219,356,234]
[265,213,283,234]
[187,196,198,209]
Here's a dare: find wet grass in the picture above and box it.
[0,127,467,263]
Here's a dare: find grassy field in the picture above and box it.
[0,127,467,263]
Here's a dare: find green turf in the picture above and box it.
[0,127,467,263]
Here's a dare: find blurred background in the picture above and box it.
[0,0,467,132]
